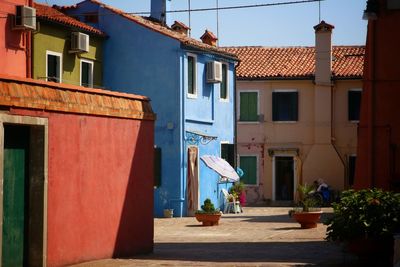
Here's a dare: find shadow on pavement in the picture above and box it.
[130,241,358,266]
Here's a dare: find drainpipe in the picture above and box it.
[234,60,240,169]
[26,0,33,78]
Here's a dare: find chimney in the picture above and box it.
[171,21,190,36]
[200,30,218,46]
[150,0,171,25]
[314,20,334,85]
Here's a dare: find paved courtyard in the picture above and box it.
[71,207,358,266]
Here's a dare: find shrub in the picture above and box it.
[195,198,220,214]
[325,188,400,242]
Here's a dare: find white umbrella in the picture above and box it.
[200,155,239,182]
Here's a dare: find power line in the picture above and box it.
[0,0,325,19]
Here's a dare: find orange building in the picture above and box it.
[0,0,34,77]
[354,0,400,191]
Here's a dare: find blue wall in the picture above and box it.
[67,1,236,217]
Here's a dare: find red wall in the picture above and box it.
[12,109,154,266]
[0,0,31,77]
[354,0,400,190]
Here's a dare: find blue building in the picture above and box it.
[62,0,239,217]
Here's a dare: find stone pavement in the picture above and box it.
[71,207,358,267]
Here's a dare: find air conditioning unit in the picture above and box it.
[70,32,89,53]
[13,5,36,31]
[206,61,222,83]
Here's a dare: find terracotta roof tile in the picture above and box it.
[34,2,105,36]
[59,0,237,60]
[0,74,155,120]
[223,46,364,79]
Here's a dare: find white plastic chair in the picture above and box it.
[221,188,241,214]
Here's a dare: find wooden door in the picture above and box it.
[275,156,294,201]
[2,125,29,267]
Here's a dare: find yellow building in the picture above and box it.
[225,21,364,204]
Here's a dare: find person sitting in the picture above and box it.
[316,178,330,203]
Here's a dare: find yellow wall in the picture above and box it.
[33,23,103,87]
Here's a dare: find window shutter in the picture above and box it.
[348,91,361,121]
[154,147,162,187]
[188,56,194,94]
[240,156,257,185]
[291,92,298,121]
[272,92,278,121]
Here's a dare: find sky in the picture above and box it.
[37,0,368,47]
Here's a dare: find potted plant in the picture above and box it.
[159,189,173,218]
[229,181,246,206]
[325,188,400,265]
[289,183,322,229]
[195,198,222,226]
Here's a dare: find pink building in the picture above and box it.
[225,22,364,204]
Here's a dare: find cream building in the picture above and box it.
[225,21,364,204]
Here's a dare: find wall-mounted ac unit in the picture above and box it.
[70,32,89,53]
[13,5,36,31]
[206,61,222,83]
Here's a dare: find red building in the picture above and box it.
[354,0,400,190]
[1,2,156,266]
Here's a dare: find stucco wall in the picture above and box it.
[33,23,103,87]
[65,2,236,217]
[11,109,154,267]
[237,78,361,202]
[0,0,30,77]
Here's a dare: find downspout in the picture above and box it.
[26,0,33,78]
[234,60,240,169]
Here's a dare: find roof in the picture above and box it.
[57,0,238,60]
[0,74,155,121]
[34,2,105,36]
[222,46,365,79]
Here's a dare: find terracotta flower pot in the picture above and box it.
[292,211,322,229]
[195,212,222,226]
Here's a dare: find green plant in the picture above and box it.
[293,183,322,212]
[325,188,400,242]
[195,198,221,214]
[229,181,244,196]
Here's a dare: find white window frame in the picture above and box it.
[238,154,259,186]
[272,89,299,123]
[80,59,94,87]
[219,62,229,102]
[237,90,260,124]
[272,154,297,201]
[348,88,362,123]
[46,50,62,83]
[187,53,197,99]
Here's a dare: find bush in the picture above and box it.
[325,188,400,242]
[195,198,220,214]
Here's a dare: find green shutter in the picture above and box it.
[240,92,258,121]
[154,147,162,187]
[239,156,257,185]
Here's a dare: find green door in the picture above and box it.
[2,125,29,267]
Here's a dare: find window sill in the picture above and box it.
[272,121,298,124]
[237,121,259,124]
[187,93,197,99]
[186,118,214,125]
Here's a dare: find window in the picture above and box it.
[348,89,362,122]
[348,155,356,187]
[221,143,235,167]
[272,90,298,122]
[46,51,62,83]
[187,54,197,97]
[239,91,258,122]
[80,60,93,87]
[239,156,257,185]
[220,63,228,100]
[154,146,162,188]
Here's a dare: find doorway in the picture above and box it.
[1,119,47,267]
[187,146,199,216]
[274,156,294,201]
